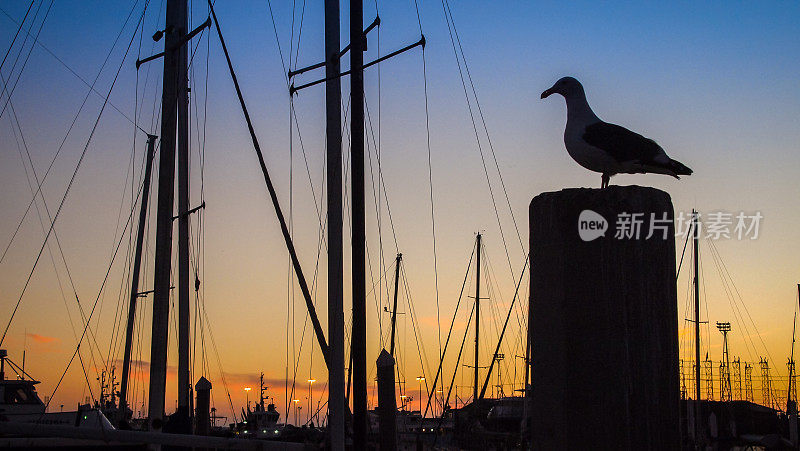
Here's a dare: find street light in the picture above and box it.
[244,387,252,411]
[399,395,408,411]
[307,379,316,425]
[415,376,426,414]
[292,399,299,425]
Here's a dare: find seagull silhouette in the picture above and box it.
[541,76,692,188]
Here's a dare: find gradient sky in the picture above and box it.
[0,1,798,423]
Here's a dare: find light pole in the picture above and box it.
[307,378,316,424]
[416,376,425,414]
[244,387,251,412]
[292,399,299,425]
[400,395,408,411]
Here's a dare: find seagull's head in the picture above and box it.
[541,76,584,100]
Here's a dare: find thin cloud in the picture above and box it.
[27,333,59,344]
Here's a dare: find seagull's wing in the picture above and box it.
[582,121,664,164]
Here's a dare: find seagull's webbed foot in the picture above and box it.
[601,173,610,189]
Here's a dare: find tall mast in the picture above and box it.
[260,372,266,410]
[176,0,191,428]
[789,284,800,412]
[389,253,402,357]
[324,0,345,448]
[148,0,187,429]
[474,233,482,403]
[119,134,157,417]
[693,210,701,437]
[350,0,368,447]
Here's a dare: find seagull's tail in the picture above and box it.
[667,158,692,178]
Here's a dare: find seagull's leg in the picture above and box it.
[601,173,609,189]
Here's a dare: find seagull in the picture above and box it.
[541,76,692,188]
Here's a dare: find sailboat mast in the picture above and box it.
[790,284,800,411]
[350,0,368,446]
[693,210,701,434]
[390,253,402,356]
[788,311,796,410]
[119,134,157,415]
[148,0,187,429]
[324,0,345,448]
[176,0,191,427]
[474,233,482,403]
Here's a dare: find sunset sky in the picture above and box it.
[0,1,798,424]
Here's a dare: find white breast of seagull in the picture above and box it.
[562,95,621,174]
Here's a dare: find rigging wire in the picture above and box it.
[440,0,519,287]
[0,0,34,73]
[266,7,328,412]
[0,0,52,119]
[400,263,432,399]
[443,0,524,254]
[362,98,400,251]
[479,254,528,400]
[0,6,148,133]
[211,2,333,421]
[706,237,776,369]
[0,0,44,103]
[287,2,301,422]
[675,221,692,280]
[4,98,101,397]
[41,112,149,419]
[104,10,152,370]
[109,0,153,384]
[200,302,236,424]
[700,236,712,395]
[267,0,327,235]
[432,303,475,447]
[678,220,695,378]
[189,0,212,392]
[413,0,444,379]
[374,0,385,360]
[0,0,149,348]
[703,238,756,361]
[0,0,144,265]
[419,241,475,419]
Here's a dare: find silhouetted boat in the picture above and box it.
[0,349,114,430]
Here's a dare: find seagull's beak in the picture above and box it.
[540,88,554,99]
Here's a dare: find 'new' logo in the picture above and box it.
[578,210,608,241]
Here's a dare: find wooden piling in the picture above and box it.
[377,349,397,451]
[195,377,211,436]
[528,186,679,449]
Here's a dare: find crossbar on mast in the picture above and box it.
[290,36,425,94]
[288,15,380,79]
